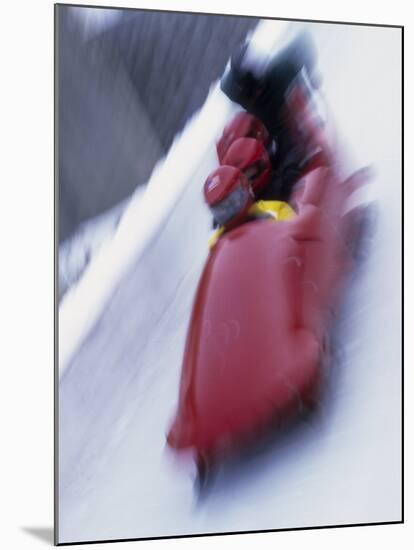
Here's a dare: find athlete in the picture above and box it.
[203,164,295,248]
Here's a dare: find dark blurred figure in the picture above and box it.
[220,31,323,201]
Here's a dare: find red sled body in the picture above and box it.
[167,164,365,464]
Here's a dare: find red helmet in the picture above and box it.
[222,137,271,194]
[216,112,270,164]
[203,165,253,229]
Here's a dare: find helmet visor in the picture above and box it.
[210,186,250,226]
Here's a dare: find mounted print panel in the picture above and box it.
[55,4,403,545]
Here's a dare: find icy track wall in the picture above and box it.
[58,21,402,544]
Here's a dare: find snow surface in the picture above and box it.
[58,20,402,544]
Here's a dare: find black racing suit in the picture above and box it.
[220,31,319,202]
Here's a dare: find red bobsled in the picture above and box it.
[167,165,367,467]
[166,71,371,470]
